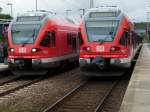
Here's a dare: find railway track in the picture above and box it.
[0,65,132,112]
[43,78,119,112]
[0,66,76,97]
[0,75,21,86]
[0,67,81,99]
[43,58,136,112]
[0,76,43,97]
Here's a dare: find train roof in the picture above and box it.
[83,7,124,21]
[12,12,77,25]
[88,7,121,13]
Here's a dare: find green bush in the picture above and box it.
[0,14,12,19]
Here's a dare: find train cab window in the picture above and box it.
[78,32,83,45]
[119,31,129,46]
[40,31,56,48]
[125,31,129,38]
[51,31,56,48]
[40,31,51,47]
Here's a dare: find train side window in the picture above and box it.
[40,31,51,47]
[51,31,56,48]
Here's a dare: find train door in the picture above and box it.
[129,29,134,59]
[57,30,69,56]
[125,30,131,56]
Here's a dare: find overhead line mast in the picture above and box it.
[36,0,38,11]
[90,0,94,8]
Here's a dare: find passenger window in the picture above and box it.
[67,33,77,49]
[40,31,51,47]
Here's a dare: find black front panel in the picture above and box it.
[14,58,32,69]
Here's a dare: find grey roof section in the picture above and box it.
[12,12,55,25]
[12,12,77,25]
[83,7,125,21]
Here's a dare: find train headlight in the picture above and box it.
[32,48,37,53]
[86,47,91,51]
[31,48,41,53]
[82,46,91,52]
[110,46,120,52]
[9,48,15,53]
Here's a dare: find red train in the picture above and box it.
[8,12,80,75]
[79,7,142,76]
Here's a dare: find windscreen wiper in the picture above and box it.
[21,38,32,46]
[99,36,107,45]
[32,29,36,41]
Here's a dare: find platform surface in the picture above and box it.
[120,43,150,112]
[0,63,8,72]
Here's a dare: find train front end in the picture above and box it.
[80,8,134,75]
[8,13,53,75]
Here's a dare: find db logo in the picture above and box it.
[19,48,27,53]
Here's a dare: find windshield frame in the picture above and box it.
[85,20,120,42]
[11,23,41,44]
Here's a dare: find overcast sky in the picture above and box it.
[0,0,150,22]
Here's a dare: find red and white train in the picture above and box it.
[79,7,142,76]
[8,12,80,75]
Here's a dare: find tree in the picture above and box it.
[0,7,12,19]
[0,14,12,19]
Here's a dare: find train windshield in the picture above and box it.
[85,20,119,42]
[11,24,41,44]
